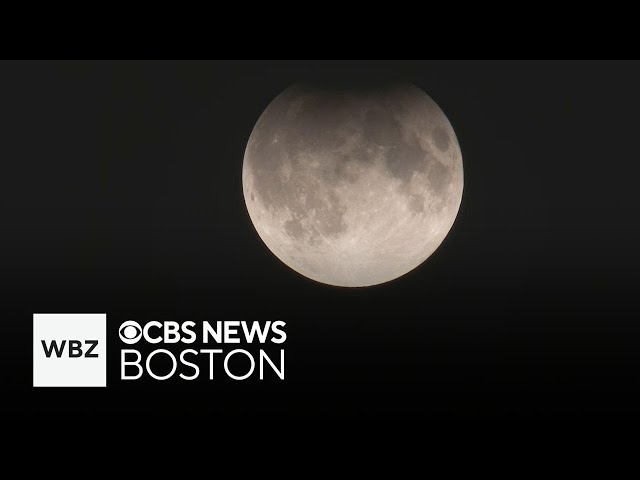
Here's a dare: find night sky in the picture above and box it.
[2,61,639,425]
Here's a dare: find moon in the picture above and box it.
[242,82,463,287]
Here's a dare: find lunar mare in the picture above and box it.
[242,83,463,287]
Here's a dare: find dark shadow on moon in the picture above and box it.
[247,84,456,239]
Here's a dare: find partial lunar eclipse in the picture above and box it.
[242,83,463,287]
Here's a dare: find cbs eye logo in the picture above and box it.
[119,321,142,344]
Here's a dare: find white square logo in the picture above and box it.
[33,313,107,387]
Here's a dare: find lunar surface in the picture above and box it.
[242,83,463,287]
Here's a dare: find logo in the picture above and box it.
[119,320,286,381]
[119,320,142,344]
[33,313,107,387]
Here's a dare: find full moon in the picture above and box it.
[242,83,463,287]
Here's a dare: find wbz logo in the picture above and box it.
[33,314,106,387]
[41,339,99,358]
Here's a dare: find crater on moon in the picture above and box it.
[243,82,463,287]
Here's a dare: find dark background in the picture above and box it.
[1,60,639,425]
